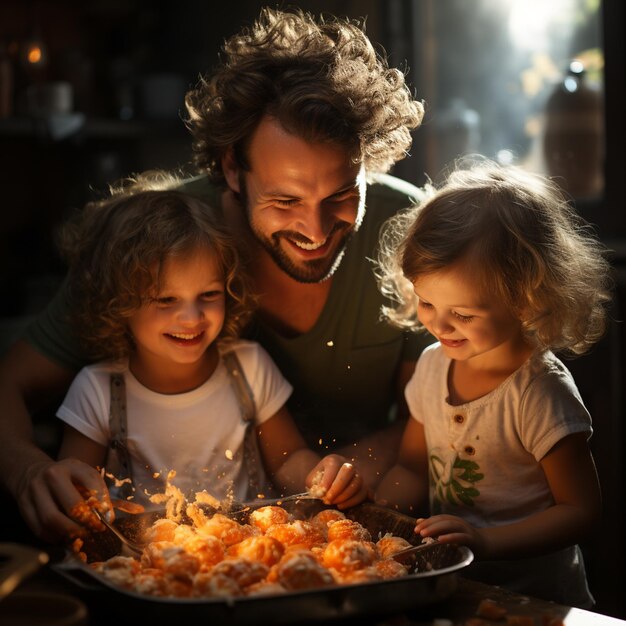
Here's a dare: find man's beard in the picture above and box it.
[257,224,354,283]
[238,177,355,284]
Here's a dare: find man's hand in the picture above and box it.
[16,457,111,543]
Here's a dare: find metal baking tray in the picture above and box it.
[52,500,473,625]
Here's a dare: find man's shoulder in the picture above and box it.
[367,173,426,209]
[175,173,221,204]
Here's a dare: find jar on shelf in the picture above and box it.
[543,60,604,199]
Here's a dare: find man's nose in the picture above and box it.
[295,205,332,242]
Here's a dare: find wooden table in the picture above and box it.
[428,577,626,626]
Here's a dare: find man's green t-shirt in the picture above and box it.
[23,173,432,449]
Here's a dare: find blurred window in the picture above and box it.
[388,0,604,202]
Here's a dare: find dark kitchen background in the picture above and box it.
[0,0,624,618]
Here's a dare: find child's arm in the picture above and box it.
[415,432,602,559]
[257,406,368,509]
[374,417,430,514]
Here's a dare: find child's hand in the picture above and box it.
[305,454,368,510]
[414,514,487,557]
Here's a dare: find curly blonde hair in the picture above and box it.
[184,7,423,184]
[376,162,613,355]
[59,174,254,361]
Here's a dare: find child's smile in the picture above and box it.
[164,330,207,346]
[438,337,467,349]
[412,263,526,369]
[128,247,226,392]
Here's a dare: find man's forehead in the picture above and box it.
[246,118,364,195]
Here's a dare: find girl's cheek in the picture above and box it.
[417,310,430,326]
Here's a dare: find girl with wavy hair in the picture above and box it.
[55,175,366,510]
[375,161,613,607]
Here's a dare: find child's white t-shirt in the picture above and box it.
[405,343,594,607]
[57,339,292,503]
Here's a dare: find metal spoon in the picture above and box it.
[92,509,145,556]
[231,492,323,511]
[390,539,440,564]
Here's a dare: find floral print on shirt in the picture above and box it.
[429,446,483,511]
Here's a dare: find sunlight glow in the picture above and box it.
[508,0,576,50]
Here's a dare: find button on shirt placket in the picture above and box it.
[446,406,467,450]
[450,412,478,458]
[448,411,468,455]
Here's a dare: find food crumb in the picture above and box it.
[309,469,327,498]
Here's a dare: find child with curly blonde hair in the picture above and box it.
[375,161,613,607]
[55,176,366,514]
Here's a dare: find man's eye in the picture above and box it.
[330,191,357,203]
[274,198,299,208]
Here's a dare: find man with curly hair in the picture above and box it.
[0,7,431,541]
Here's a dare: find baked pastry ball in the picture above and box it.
[143,518,179,543]
[221,522,259,547]
[265,520,325,550]
[92,555,139,587]
[172,523,197,545]
[227,535,285,567]
[310,509,346,538]
[321,539,376,573]
[374,558,410,579]
[210,557,269,589]
[249,505,292,533]
[192,571,242,598]
[269,550,334,591]
[159,574,194,598]
[375,533,413,558]
[332,565,383,585]
[197,513,259,547]
[179,533,225,570]
[326,518,372,543]
[196,513,238,538]
[130,568,167,596]
[245,580,288,596]
[140,541,176,569]
[147,544,200,580]
[309,544,327,564]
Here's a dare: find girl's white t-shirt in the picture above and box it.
[405,343,594,607]
[57,339,292,502]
